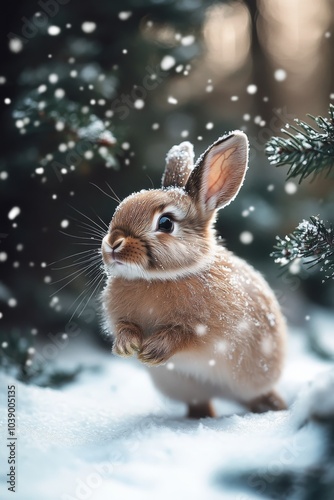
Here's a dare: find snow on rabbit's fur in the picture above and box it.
[101,132,286,417]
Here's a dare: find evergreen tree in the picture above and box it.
[0,0,218,381]
[266,105,334,282]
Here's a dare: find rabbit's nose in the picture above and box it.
[102,236,125,255]
[111,238,124,252]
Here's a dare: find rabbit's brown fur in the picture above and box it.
[101,131,287,415]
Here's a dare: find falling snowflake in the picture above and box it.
[239,231,253,245]
[60,220,69,229]
[0,252,8,262]
[9,38,23,53]
[285,182,297,195]
[37,84,47,94]
[247,84,257,94]
[8,207,21,220]
[181,35,195,46]
[55,89,65,99]
[118,11,132,21]
[134,99,145,110]
[48,26,61,36]
[81,22,96,33]
[274,69,287,82]
[160,56,176,71]
[49,74,59,84]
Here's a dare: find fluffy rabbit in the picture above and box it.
[101,131,286,418]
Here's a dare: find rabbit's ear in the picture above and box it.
[185,131,248,213]
[162,142,194,188]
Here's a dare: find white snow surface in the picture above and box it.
[1,310,334,500]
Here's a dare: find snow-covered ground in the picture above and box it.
[0,308,334,500]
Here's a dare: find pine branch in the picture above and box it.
[271,217,334,281]
[266,104,334,183]
[13,86,118,171]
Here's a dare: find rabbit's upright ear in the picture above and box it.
[162,142,194,188]
[185,131,248,213]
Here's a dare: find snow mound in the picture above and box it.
[0,317,333,500]
[293,369,334,423]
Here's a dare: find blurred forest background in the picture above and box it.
[0,0,333,377]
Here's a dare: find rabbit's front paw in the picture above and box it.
[138,336,173,366]
[112,322,143,357]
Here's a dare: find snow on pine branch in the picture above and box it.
[271,216,334,281]
[12,86,117,172]
[266,104,334,183]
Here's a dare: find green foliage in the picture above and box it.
[267,105,334,283]
[9,1,211,177]
[266,104,334,183]
[1,0,211,379]
[14,89,118,171]
[271,217,334,281]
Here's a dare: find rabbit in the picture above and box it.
[101,131,287,418]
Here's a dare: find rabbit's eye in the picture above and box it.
[157,215,174,233]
